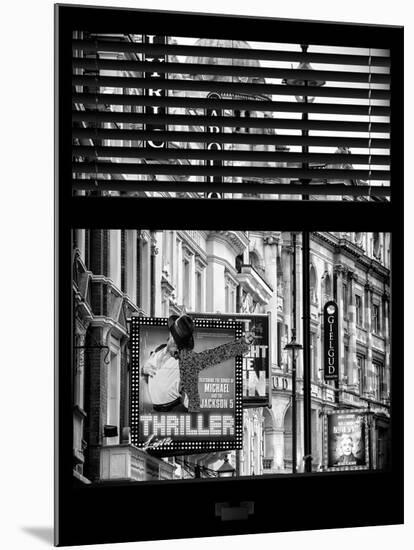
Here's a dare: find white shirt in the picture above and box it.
[144,346,181,405]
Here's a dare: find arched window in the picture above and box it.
[373,232,381,260]
[250,250,265,278]
[235,254,243,273]
[276,255,283,294]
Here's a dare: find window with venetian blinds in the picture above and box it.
[72,34,390,200]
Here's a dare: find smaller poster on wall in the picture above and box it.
[323,409,370,471]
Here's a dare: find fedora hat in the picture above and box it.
[168,314,194,350]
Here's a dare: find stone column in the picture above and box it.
[281,237,293,341]
[271,428,286,471]
[176,237,183,305]
[153,232,163,317]
[296,234,303,380]
[269,397,291,471]
[109,230,121,288]
[263,233,280,367]
[126,230,137,304]
[296,399,305,472]
[189,252,196,311]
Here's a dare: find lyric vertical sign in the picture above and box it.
[143,35,166,151]
[205,92,223,199]
[324,301,339,381]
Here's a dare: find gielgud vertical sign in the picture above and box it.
[324,301,339,381]
[130,316,244,454]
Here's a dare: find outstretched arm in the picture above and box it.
[184,339,249,373]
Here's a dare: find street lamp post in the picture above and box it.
[284,331,303,474]
[283,44,325,473]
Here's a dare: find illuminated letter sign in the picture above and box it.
[143,35,166,150]
[323,301,339,381]
[205,92,223,199]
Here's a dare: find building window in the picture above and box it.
[277,322,282,368]
[342,283,348,316]
[373,360,385,401]
[310,265,317,304]
[344,345,349,384]
[355,294,363,326]
[372,303,380,334]
[373,232,381,260]
[196,271,203,312]
[183,258,190,308]
[357,354,366,394]
[310,332,318,381]
[106,349,121,445]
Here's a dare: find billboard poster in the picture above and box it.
[324,300,339,381]
[193,313,271,407]
[323,409,370,471]
[130,316,244,454]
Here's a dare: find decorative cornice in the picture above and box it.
[177,230,208,263]
[236,264,273,305]
[195,255,208,270]
[312,232,338,251]
[207,230,249,256]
